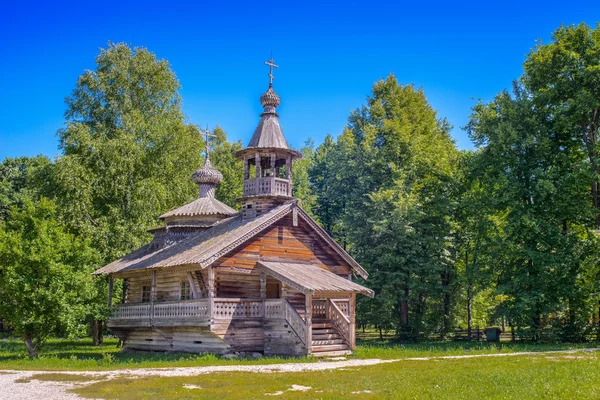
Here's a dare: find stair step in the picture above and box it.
[312,339,344,346]
[311,350,353,358]
[312,323,333,329]
[312,334,340,340]
[311,344,349,352]
[312,328,337,335]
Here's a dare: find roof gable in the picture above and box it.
[93,201,368,280]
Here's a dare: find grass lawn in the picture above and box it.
[0,336,598,371]
[71,353,600,399]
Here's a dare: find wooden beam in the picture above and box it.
[151,270,157,323]
[305,293,313,355]
[187,272,199,299]
[349,293,356,350]
[260,272,266,300]
[208,266,215,328]
[107,276,113,307]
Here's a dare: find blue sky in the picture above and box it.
[1,1,599,160]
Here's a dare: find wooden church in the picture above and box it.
[94,59,374,357]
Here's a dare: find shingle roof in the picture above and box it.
[257,261,374,297]
[247,114,290,149]
[159,197,237,219]
[93,201,369,280]
[93,202,296,275]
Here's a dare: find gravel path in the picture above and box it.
[2,348,599,400]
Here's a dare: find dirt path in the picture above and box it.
[2,348,599,400]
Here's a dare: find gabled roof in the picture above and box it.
[257,261,374,298]
[93,201,369,280]
[159,197,237,219]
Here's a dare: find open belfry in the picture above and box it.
[94,59,374,357]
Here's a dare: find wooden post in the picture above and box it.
[255,153,260,178]
[260,272,266,318]
[208,266,215,328]
[187,272,199,300]
[270,153,276,194]
[305,293,313,355]
[288,155,293,196]
[107,276,113,308]
[151,271,157,323]
[243,155,249,179]
[260,272,266,300]
[349,293,356,350]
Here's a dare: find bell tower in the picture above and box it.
[236,58,302,219]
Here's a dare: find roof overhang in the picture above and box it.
[256,261,374,298]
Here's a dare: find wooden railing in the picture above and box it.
[313,299,327,319]
[212,298,264,319]
[110,300,209,322]
[327,299,351,347]
[243,177,290,197]
[110,303,152,320]
[334,299,350,317]
[153,300,209,319]
[283,299,307,346]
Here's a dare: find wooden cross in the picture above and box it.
[201,127,216,160]
[264,57,279,88]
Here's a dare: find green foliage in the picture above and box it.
[0,156,53,220]
[292,139,317,217]
[0,199,97,357]
[310,74,459,339]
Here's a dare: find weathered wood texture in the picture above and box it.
[125,270,207,303]
[113,327,230,354]
[263,319,306,356]
[213,215,351,276]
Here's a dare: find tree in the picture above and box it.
[0,156,53,221]
[310,75,459,339]
[292,139,318,217]
[52,42,239,343]
[522,23,600,226]
[0,198,97,357]
[467,82,600,341]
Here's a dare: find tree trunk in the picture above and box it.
[379,326,383,340]
[91,320,103,346]
[440,271,452,340]
[24,335,38,358]
[399,287,409,339]
[467,283,473,339]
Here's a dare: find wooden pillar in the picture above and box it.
[243,155,249,179]
[208,266,215,328]
[270,153,276,194]
[349,293,356,350]
[187,272,199,300]
[305,292,313,355]
[151,271,157,322]
[260,272,266,300]
[255,152,260,178]
[287,155,293,196]
[107,276,113,307]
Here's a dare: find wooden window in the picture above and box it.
[141,285,151,303]
[180,281,192,300]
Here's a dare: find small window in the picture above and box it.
[141,286,152,303]
[180,281,192,300]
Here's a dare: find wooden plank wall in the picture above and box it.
[264,319,306,356]
[211,319,264,352]
[213,215,352,276]
[125,270,207,303]
[120,327,230,354]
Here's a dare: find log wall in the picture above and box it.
[125,270,207,303]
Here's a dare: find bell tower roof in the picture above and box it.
[237,58,302,160]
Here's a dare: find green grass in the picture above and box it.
[71,353,600,399]
[0,337,597,371]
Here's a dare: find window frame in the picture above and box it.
[180,280,192,301]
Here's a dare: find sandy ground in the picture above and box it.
[2,349,598,400]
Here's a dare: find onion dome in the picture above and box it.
[260,87,281,113]
[192,158,223,185]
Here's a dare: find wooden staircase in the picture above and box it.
[310,319,351,357]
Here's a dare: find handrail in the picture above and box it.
[283,299,307,346]
[327,299,351,346]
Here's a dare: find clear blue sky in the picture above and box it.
[1,1,599,160]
